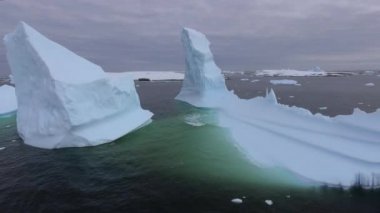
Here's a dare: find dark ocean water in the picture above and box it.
[1,72,380,212]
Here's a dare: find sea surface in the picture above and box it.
[1,71,380,212]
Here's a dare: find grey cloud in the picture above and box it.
[1,0,380,76]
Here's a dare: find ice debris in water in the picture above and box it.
[231,198,243,204]
[270,79,300,86]
[4,22,153,149]
[176,27,380,188]
[265,200,273,206]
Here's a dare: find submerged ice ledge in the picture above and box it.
[176,27,380,188]
[4,22,153,149]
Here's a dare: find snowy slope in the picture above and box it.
[4,22,153,149]
[176,27,380,187]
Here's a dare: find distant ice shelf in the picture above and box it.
[176,27,380,188]
[4,22,153,149]
[109,71,184,81]
[256,67,327,77]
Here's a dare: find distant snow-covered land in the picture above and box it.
[109,71,184,81]
[256,68,327,77]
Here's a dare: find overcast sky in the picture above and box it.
[1,0,380,75]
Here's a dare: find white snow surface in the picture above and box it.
[109,71,184,81]
[4,22,153,149]
[0,85,17,116]
[256,67,327,77]
[176,28,380,187]
[270,79,300,85]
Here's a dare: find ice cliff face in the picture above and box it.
[177,27,380,188]
[4,22,153,149]
[0,85,17,116]
[175,28,230,107]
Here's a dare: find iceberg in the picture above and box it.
[3,22,153,149]
[175,28,230,108]
[0,85,17,116]
[177,28,380,187]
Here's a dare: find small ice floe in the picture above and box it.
[365,83,375,87]
[11,140,17,142]
[240,78,249,81]
[319,107,328,110]
[265,200,273,206]
[270,79,300,86]
[231,198,243,204]
[184,114,206,127]
[364,70,375,75]
[289,95,295,98]
[0,147,6,151]
[286,195,291,199]
[251,79,260,83]
[5,125,11,128]
[358,102,364,105]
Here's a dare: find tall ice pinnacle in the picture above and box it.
[175,28,229,107]
[4,22,153,149]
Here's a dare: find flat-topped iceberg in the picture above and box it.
[0,85,17,116]
[177,28,380,187]
[4,22,153,149]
